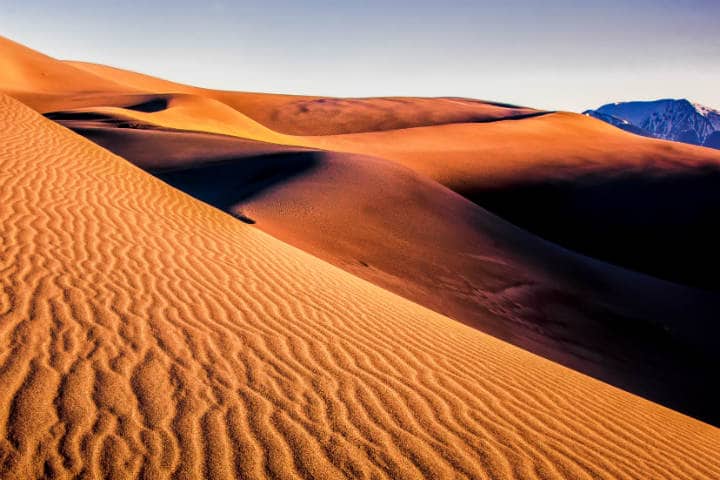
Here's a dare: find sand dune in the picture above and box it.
[311,111,720,189]
[48,90,720,289]
[47,93,299,146]
[0,36,138,112]
[224,96,544,136]
[52,119,720,425]
[2,92,720,479]
[308,113,720,289]
[21,37,720,422]
[67,60,543,135]
[2,35,720,479]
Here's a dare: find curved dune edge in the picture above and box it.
[64,59,543,135]
[1,94,719,479]
[310,111,720,186]
[56,94,301,146]
[0,36,139,112]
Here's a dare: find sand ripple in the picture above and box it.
[1,93,719,479]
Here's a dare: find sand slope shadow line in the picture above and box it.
[51,117,720,427]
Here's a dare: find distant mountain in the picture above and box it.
[583,99,720,149]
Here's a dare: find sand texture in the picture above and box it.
[2,34,720,479]
[52,120,720,426]
[2,93,720,479]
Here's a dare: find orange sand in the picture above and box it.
[2,91,720,479]
[66,60,542,135]
[49,75,720,289]
[2,34,720,479]
[53,121,720,424]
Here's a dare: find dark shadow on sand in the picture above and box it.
[467,167,720,292]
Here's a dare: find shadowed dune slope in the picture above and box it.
[308,113,720,290]
[471,163,720,292]
[55,121,720,425]
[65,60,543,135]
[2,94,720,479]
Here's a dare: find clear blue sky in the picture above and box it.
[1,0,718,111]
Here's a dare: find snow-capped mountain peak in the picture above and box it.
[692,102,720,117]
[583,99,720,149]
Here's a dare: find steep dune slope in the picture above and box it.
[2,95,720,479]
[53,120,720,425]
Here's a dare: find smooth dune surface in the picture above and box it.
[53,94,298,146]
[305,113,720,289]
[309,111,720,189]
[0,36,137,112]
[2,93,720,479]
[65,60,544,135]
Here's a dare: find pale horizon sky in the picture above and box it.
[1,0,718,112]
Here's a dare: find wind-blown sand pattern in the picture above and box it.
[3,32,720,479]
[49,118,720,425]
[1,93,720,479]
[5,31,720,421]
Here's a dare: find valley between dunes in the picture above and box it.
[1,34,720,479]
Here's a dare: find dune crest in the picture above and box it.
[65,60,543,135]
[2,93,719,478]
[0,36,136,111]
[51,93,299,146]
